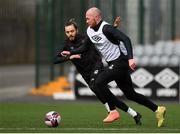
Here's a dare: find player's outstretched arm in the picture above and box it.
[53,50,70,64]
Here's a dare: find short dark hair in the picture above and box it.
[65,18,78,30]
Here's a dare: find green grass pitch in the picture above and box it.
[0,101,180,133]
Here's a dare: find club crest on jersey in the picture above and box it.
[92,35,102,42]
[109,64,114,69]
[94,70,99,74]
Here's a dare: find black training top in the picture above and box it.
[54,34,102,77]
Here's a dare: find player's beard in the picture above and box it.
[90,19,97,28]
[69,35,75,41]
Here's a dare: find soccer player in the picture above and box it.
[54,18,142,125]
[84,7,166,127]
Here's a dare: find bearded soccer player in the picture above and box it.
[83,7,166,127]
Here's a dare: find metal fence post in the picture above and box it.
[171,0,176,40]
[95,0,100,8]
[138,0,144,44]
[80,0,86,33]
[47,0,55,81]
[35,0,43,88]
[58,0,64,76]
[112,0,117,23]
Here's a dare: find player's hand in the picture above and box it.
[128,59,136,71]
[61,51,71,57]
[69,54,81,59]
[113,16,121,28]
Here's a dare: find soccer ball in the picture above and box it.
[45,111,61,127]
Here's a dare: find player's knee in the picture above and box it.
[89,82,99,92]
[89,85,101,96]
[124,92,136,100]
[94,80,102,88]
[89,83,95,90]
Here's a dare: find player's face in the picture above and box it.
[65,25,78,41]
[86,12,97,28]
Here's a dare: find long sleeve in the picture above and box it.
[69,37,91,55]
[103,25,133,59]
[53,45,69,64]
[53,56,69,64]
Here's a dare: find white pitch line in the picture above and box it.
[0,128,180,131]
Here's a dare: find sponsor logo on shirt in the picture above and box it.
[92,35,102,42]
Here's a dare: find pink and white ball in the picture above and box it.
[45,111,61,127]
